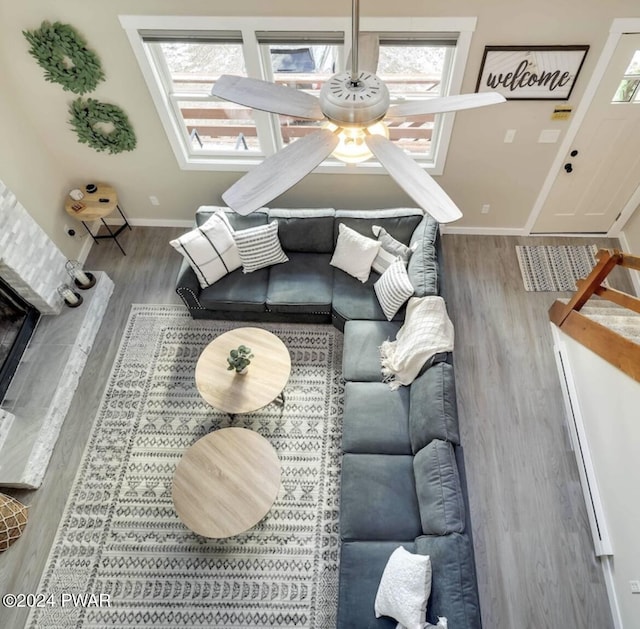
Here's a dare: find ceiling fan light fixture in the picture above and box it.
[329,121,388,164]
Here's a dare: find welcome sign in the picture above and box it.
[475,45,589,100]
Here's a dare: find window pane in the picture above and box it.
[160,43,246,94]
[623,50,640,76]
[178,100,261,151]
[378,45,447,156]
[266,44,340,145]
[156,42,261,152]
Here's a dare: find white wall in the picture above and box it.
[1,0,640,245]
[559,330,640,629]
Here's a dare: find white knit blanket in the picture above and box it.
[380,296,454,390]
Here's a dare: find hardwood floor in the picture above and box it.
[0,227,624,628]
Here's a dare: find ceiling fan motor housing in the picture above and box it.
[320,71,390,126]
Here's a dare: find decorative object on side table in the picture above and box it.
[0,493,29,552]
[65,259,96,289]
[227,345,254,374]
[57,283,83,308]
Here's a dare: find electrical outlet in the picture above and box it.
[481,204,490,214]
[630,580,640,594]
[504,129,516,143]
[149,196,160,206]
[64,224,77,238]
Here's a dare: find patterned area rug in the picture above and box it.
[515,244,606,291]
[28,306,344,629]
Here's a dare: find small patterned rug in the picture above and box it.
[28,306,344,629]
[515,244,606,291]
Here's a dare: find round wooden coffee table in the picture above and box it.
[195,327,291,414]
[172,427,281,538]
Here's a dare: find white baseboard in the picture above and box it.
[104,217,193,228]
[440,225,526,236]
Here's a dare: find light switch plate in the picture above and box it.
[538,129,561,144]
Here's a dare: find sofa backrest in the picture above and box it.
[267,208,335,253]
[195,206,269,230]
[334,208,423,246]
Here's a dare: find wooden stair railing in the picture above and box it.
[548,249,640,383]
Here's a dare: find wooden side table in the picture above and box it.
[64,183,131,255]
[172,427,281,538]
[195,327,291,415]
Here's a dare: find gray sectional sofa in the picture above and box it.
[338,320,481,628]
[175,206,441,330]
[174,206,481,627]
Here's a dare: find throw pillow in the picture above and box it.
[330,223,381,283]
[169,210,241,288]
[372,225,416,274]
[374,546,432,629]
[374,259,415,321]
[233,220,289,273]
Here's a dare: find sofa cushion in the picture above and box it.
[338,541,416,629]
[197,267,268,313]
[342,382,411,454]
[408,215,439,297]
[169,210,241,288]
[234,220,288,273]
[333,271,403,330]
[330,223,380,283]
[335,209,423,246]
[340,453,422,541]
[267,252,333,314]
[374,259,415,321]
[413,440,465,535]
[268,208,335,253]
[409,362,460,453]
[415,533,481,629]
[342,320,402,381]
[375,546,432,628]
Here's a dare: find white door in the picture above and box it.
[533,34,640,233]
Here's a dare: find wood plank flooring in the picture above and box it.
[0,227,625,629]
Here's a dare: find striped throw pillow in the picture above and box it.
[374,259,415,321]
[170,210,241,288]
[233,220,289,273]
[371,225,415,274]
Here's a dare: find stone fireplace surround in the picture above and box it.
[0,179,112,488]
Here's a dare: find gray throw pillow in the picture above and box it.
[371,225,415,274]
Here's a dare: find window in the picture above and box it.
[612,50,640,103]
[120,16,476,174]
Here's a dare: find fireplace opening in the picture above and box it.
[0,276,40,402]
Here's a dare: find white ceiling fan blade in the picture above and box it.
[222,128,339,215]
[346,33,380,74]
[387,92,506,118]
[211,74,325,120]
[365,134,462,224]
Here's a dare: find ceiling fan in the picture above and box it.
[211,0,505,223]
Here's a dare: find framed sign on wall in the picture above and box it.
[475,45,589,100]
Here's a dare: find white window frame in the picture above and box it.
[119,15,476,175]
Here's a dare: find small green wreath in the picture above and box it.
[23,21,104,94]
[69,98,137,154]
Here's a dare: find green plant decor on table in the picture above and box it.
[69,98,137,154]
[23,21,105,94]
[227,345,254,374]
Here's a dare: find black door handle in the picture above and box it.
[564,163,573,173]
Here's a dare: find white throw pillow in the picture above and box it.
[330,223,381,283]
[375,546,432,629]
[233,220,289,273]
[169,210,241,288]
[371,225,416,274]
[374,259,415,321]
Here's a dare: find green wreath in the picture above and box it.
[69,98,137,154]
[23,21,104,94]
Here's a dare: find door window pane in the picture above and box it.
[612,50,640,103]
